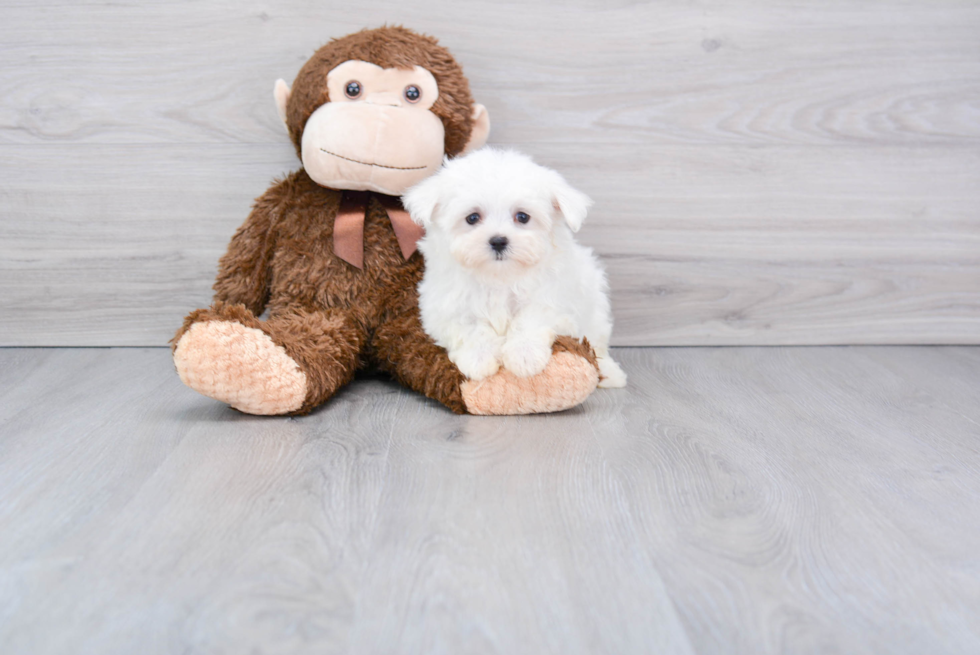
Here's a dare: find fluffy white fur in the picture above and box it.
[403,148,627,388]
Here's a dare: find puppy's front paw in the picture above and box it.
[502,339,552,378]
[451,346,500,381]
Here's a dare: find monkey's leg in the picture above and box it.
[461,336,601,415]
[370,311,599,415]
[368,310,468,414]
[172,301,365,415]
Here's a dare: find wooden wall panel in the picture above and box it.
[1,1,978,345]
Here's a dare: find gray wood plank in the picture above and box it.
[585,347,980,653]
[1,0,979,346]
[345,407,693,655]
[3,1,978,148]
[0,349,391,654]
[1,346,979,653]
[2,142,977,346]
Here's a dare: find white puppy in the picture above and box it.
[403,148,626,388]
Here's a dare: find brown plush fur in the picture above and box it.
[553,336,598,369]
[172,172,467,414]
[172,27,598,416]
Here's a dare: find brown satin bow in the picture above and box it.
[333,191,425,269]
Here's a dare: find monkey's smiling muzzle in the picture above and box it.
[317,148,429,171]
[303,101,445,195]
[298,61,447,196]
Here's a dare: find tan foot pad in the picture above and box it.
[461,351,599,415]
[173,320,307,415]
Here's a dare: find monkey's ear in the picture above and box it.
[402,176,442,228]
[273,79,291,131]
[460,104,490,154]
[551,174,593,233]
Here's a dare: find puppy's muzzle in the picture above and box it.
[489,235,509,259]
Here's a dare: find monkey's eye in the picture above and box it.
[404,85,421,103]
[515,211,531,224]
[344,81,362,99]
[465,212,481,225]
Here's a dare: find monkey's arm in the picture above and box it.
[212,178,290,315]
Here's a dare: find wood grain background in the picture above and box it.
[1,1,978,346]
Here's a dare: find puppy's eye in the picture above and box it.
[465,212,481,225]
[345,81,362,99]
[515,211,531,224]
[404,85,421,103]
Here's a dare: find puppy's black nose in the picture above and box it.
[489,236,509,253]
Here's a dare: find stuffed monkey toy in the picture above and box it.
[172,27,600,415]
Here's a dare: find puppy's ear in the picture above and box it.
[550,173,593,233]
[402,176,442,228]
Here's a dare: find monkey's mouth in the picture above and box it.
[319,149,428,171]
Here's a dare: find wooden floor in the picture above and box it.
[1,346,978,654]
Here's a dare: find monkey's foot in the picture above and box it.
[173,320,307,415]
[461,336,599,415]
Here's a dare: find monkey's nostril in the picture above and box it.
[489,236,509,253]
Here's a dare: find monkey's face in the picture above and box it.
[299,61,446,196]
